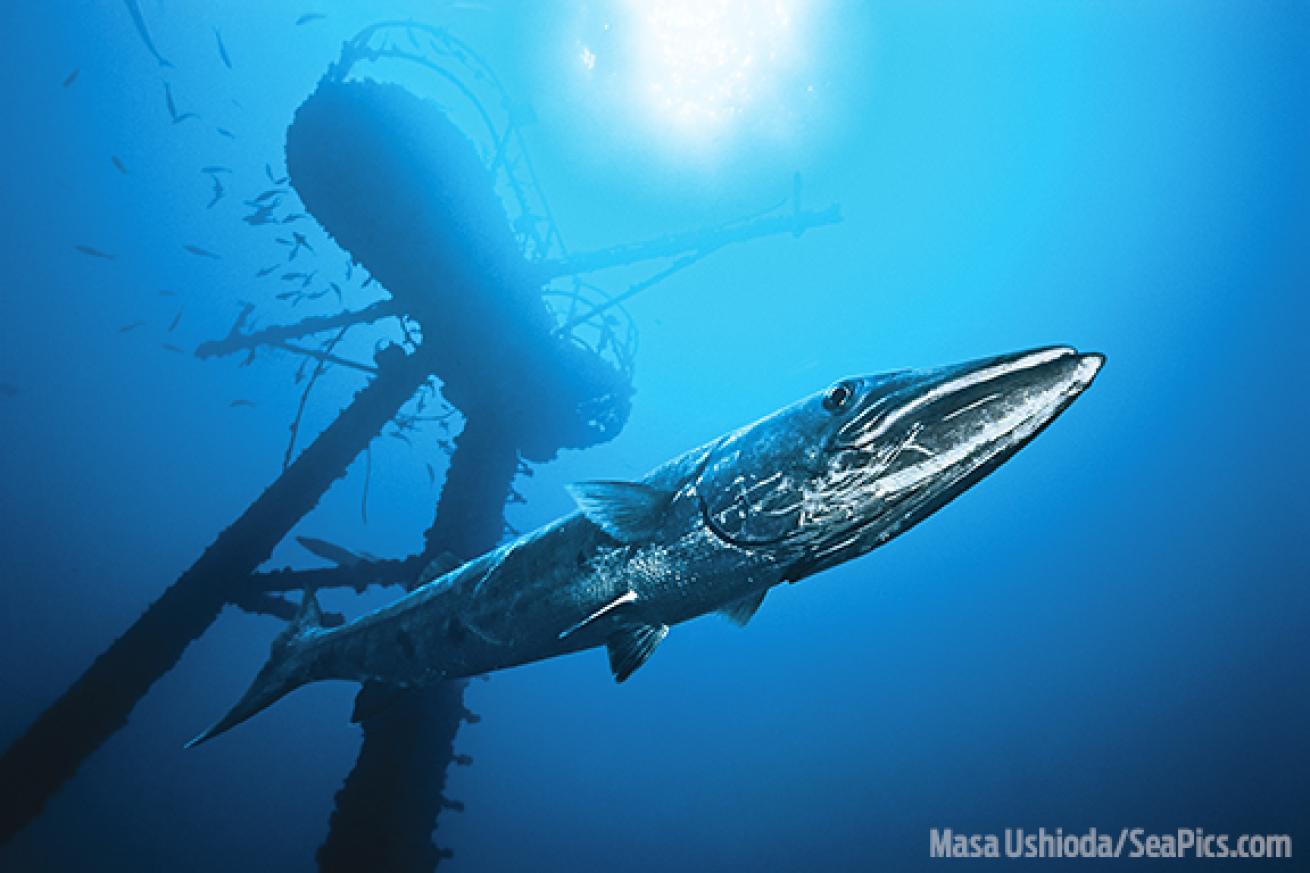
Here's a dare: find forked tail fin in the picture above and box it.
[185,590,328,748]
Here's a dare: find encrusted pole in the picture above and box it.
[0,340,438,844]
[319,412,518,871]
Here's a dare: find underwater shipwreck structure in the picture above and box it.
[0,22,839,870]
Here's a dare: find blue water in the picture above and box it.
[1,2,1306,871]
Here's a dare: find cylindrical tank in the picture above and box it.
[286,78,630,458]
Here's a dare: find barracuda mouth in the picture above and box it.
[836,347,1093,452]
[791,347,1105,575]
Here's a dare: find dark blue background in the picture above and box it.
[1,2,1306,870]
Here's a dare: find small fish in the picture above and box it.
[295,13,327,25]
[296,536,362,567]
[216,127,236,140]
[243,203,277,226]
[201,165,232,174]
[207,175,225,208]
[164,83,197,124]
[254,188,286,203]
[255,264,279,278]
[329,282,342,302]
[281,271,305,281]
[264,163,289,185]
[230,399,256,408]
[281,213,307,224]
[118,321,145,333]
[62,68,80,88]
[161,342,185,353]
[123,0,172,68]
[74,244,114,260]
[158,289,178,297]
[111,155,129,175]
[183,244,220,259]
[168,309,184,332]
[426,463,435,484]
[214,29,232,69]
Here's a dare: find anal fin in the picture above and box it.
[607,622,669,683]
[718,589,767,627]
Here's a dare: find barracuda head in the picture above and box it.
[694,347,1104,579]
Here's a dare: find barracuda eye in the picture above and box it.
[822,381,856,413]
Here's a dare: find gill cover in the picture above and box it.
[695,425,809,547]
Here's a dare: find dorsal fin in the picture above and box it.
[606,622,669,683]
[718,590,768,627]
[567,480,673,543]
[289,588,323,638]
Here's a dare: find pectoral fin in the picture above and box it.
[718,590,767,627]
[559,590,638,640]
[606,622,669,683]
[567,480,673,543]
[417,550,460,586]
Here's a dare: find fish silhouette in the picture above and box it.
[123,0,172,67]
[206,175,225,208]
[214,29,232,69]
[164,83,197,123]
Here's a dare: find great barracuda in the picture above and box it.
[190,346,1103,746]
